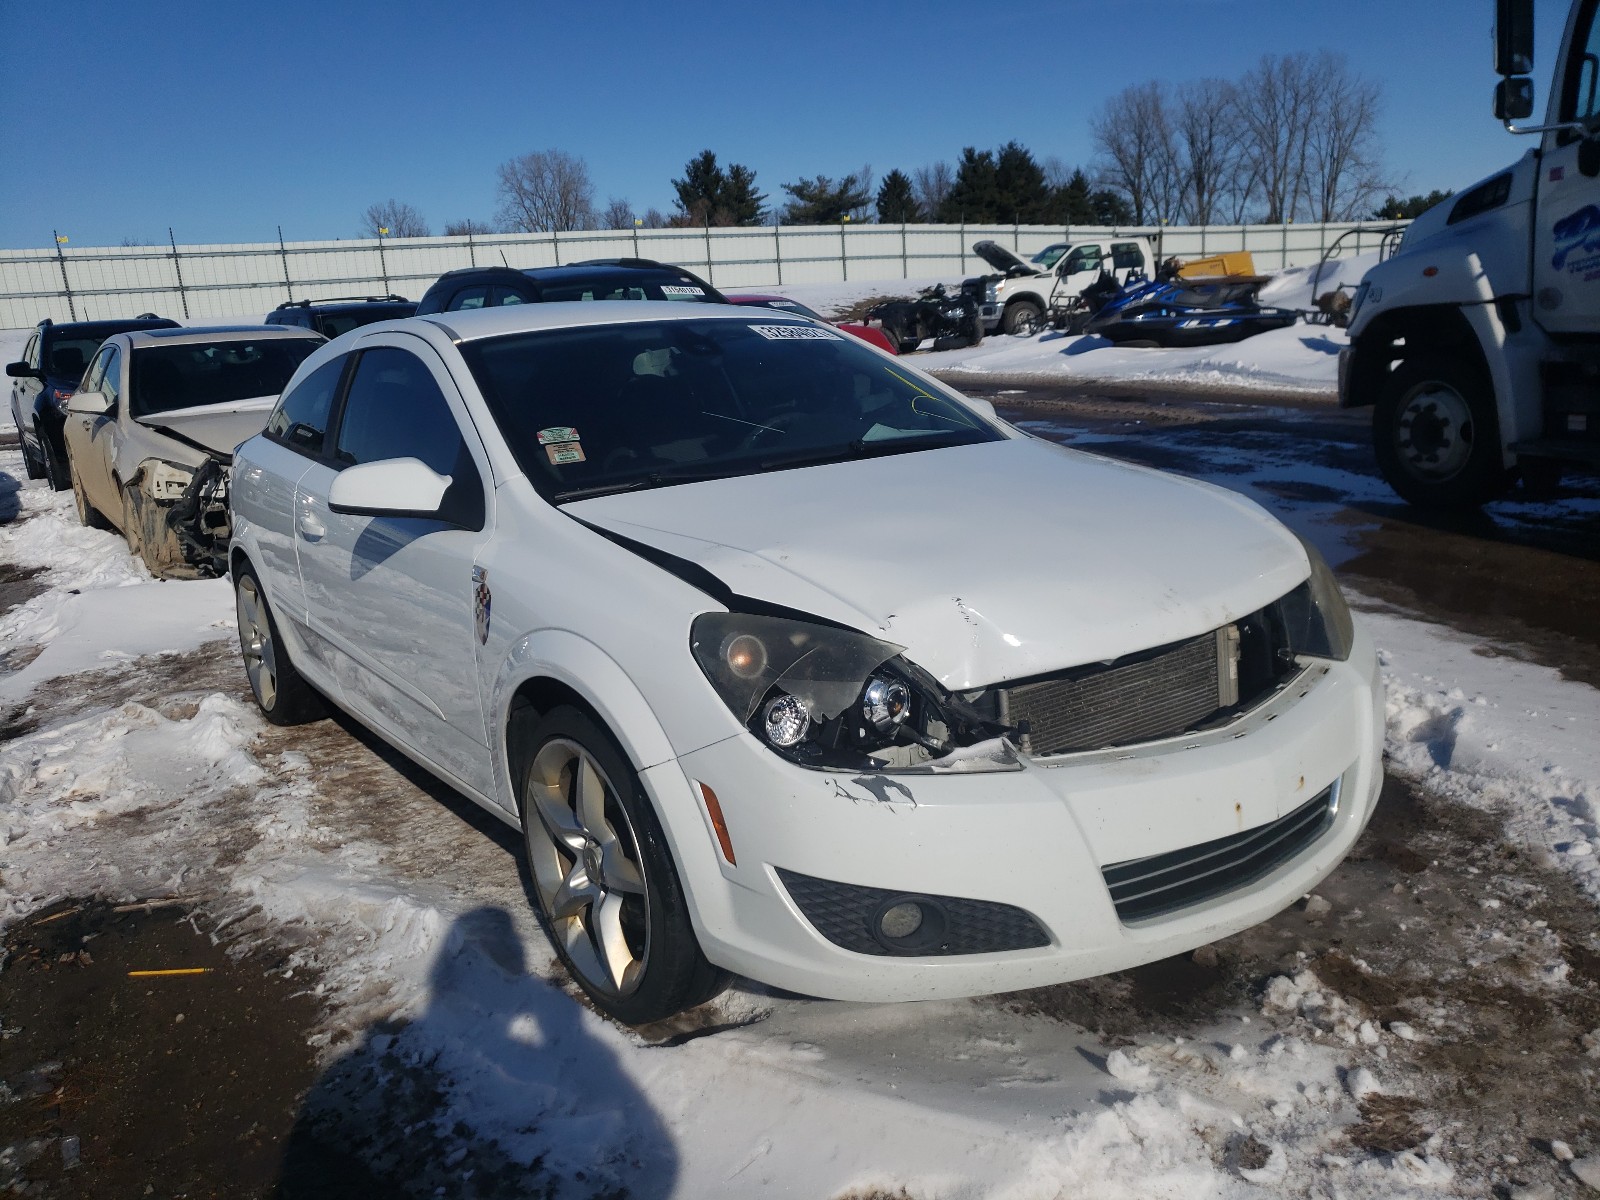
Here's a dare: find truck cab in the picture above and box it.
[1340,0,1600,507]
[963,238,1154,336]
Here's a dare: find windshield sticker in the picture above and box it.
[660,285,705,296]
[748,324,840,341]
[545,442,586,465]
[537,426,580,445]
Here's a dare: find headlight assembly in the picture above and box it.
[1278,534,1355,662]
[690,611,1019,773]
[142,459,196,502]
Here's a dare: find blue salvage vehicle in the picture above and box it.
[1082,275,1300,347]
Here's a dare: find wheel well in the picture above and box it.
[1347,305,1491,408]
[229,546,252,580]
[504,677,627,793]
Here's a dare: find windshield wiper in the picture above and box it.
[757,431,974,472]
[552,465,741,503]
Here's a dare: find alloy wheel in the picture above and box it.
[235,574,278,710]
[523,738,651,998]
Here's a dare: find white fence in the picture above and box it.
[0,220,1406,327]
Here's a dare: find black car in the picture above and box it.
[414,260,726,314]
[263,294,416,339]
[7,315,180,488]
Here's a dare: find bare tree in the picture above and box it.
[1233,53,1321,223]
[1304,51,1388,221]
[639,208,669,229]
[1091,82,1182,224]
[495,149,595,233]
[911,162,954,217]
[1171,79,1243,225]
[600,197,636,229]
[443,217,495,236]
[361,199,429,238]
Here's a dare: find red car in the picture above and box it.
[725,294,898,354]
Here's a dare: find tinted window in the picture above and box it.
[265,356,347,454]
[131,338,320,417]
[1064,246,1103,274]
[43,337,103,381]
[333,348,466,476]
[1562,0,1600,122]
[449,286,490,311]
[331,347,483,527]
[460,317,1001,503]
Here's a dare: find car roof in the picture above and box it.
[41,317,178,337]
[725,293,789,304]
[421,299,810,343]
[120,325,326,347]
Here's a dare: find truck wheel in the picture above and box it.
[1373,356,1508,509]
[1002,301,1042,337]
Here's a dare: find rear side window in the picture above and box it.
[265,356,347,454]
[1112,242,1145,270]
[331,347,483,527]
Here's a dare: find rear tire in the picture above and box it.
[69,456,112,530]
[516,705,728,1025]
[886,318,921,355]
[1373,355,1508,509]
[233,564,327,725]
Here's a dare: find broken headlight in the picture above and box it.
[142,459,195,502]
[690,612,1018,773]
[1277,534,1355,662]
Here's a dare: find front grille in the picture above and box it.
[1101,782,1338,923]
[776,868,1051,957]
[1002,630,1227,757]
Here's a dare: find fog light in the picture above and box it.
[878,901,923,939]
[762,694,810,747]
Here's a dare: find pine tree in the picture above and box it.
[876,169,921,223]
[993,142,1052,223]
[937,148,1001,223]
[671,150,765,226]
[780,173,873,224]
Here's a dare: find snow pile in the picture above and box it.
[1257,250,1382,309]
[1367,606,1600,904]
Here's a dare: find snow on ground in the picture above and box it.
[4,421,1598,1197]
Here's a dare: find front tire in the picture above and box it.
[1001,300,1042,337]
[233,565,327,725]
[21,426,45,481]
[517,706,727,1025]
[1373,355,1507,509]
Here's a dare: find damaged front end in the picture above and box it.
[129,454,231,578]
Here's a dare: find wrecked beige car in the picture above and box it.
[62,326,324,577]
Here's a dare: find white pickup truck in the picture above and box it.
[962,238,1156,335]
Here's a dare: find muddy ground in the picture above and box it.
[3,379,1599,1196]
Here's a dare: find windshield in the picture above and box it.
[131,339,320,417]
[41,337,107,381]
[460,317,1002,501]
[738,297,827,321]
[1030,245,1069,270]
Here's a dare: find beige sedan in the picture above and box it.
[63,325,323,577]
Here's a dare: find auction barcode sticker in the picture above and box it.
[660,285,705,296]
[748,324,839,341]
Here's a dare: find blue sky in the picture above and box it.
[0,0,1575,248]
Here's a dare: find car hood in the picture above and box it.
[135,395,278,460]
[568,438,1310,689]
[971,240,1041,277]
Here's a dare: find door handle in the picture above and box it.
[298,512,326,540]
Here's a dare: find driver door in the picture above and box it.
[1534,0,1600,334]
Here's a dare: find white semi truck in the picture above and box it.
[1341,0,1600,507]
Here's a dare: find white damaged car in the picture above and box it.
[64,325,323,576]
[228,302,1383,1024]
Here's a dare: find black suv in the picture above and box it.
[414,260,726,314]
[264,294,416,339]
[7,315,180,488]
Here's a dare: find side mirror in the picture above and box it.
[66,390,111,415]
[1495,0,1534,76]
[6,361,40,379]
[1495,76,1537,121]
[327,457,452,518]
